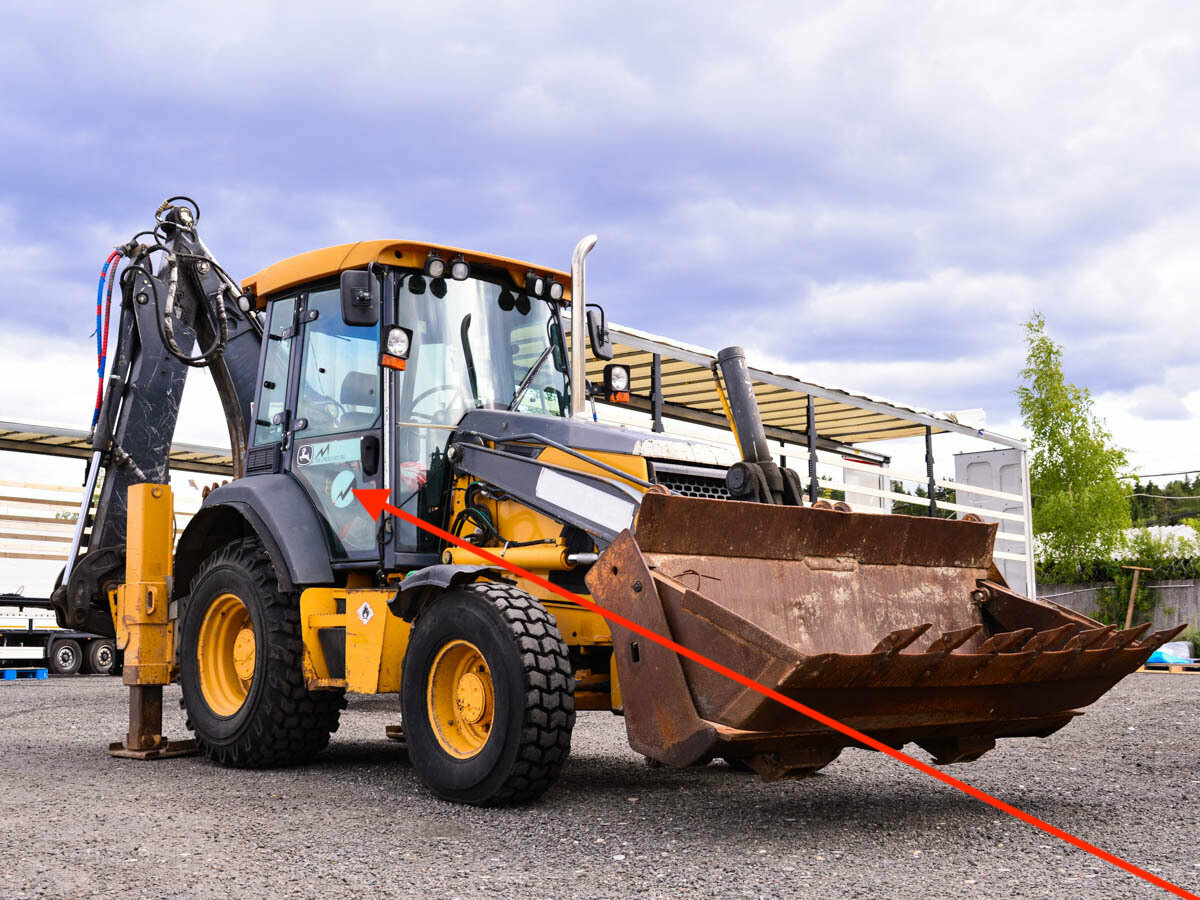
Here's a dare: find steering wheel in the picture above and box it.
[299,386,347,431]
[408,383,471,423]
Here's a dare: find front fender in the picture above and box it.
[389,564,506,621]
[175,474,335,595]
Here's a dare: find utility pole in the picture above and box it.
[1122,565,1152,630]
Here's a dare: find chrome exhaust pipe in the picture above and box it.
[570,234,598,418]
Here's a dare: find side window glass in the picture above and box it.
[252,297,296,447]
[295,289,381,438]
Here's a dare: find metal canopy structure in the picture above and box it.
[586,323,1026,452]
[0,420,233,475]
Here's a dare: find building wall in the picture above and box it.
[1039,580,1200,635]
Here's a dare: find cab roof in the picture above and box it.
[241,239,572,305]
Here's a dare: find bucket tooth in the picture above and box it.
[1020,624,1076,654]
[871,623,933,657]
[916,625,983,680]
[916,735,996,765]
[1136,624,1188,651]
[1104,622,1152,650]
[747,746,843,782]
[977,628,1034,655]
[1063,625,1115,652]
[923,624,983,656]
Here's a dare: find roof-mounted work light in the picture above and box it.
[547,277,564,301]
[450,255,470,281]
[525,269,545,297]
[424,251,446,278]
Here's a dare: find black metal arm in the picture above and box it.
[52,203,262,636]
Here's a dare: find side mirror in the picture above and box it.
[340,269,378,326]
[586,306,613,360]
[549,320,567,372]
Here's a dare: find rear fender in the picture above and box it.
[175,475,335,596]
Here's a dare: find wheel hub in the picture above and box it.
[197,592,255,717]
[233,627,256,681]
[456,672,486,724]
[427,640,494,758]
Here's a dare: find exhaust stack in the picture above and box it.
[716,345,805,505]
[570,235,598,418]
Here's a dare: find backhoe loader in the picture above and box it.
[52,199,1182,805]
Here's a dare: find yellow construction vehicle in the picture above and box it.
[53,199,1183,805]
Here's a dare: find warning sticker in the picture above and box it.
[357,601,374,625]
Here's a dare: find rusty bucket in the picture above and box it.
[587,493,1182,780]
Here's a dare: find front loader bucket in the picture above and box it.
[587,494,1182,780]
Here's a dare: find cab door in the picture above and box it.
[286,284,384,563]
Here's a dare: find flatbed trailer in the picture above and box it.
[0,593,117,676]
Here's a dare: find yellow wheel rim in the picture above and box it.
[427,639,495,758]
[197,592,255,717]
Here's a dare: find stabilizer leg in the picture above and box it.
[108,484,196,760]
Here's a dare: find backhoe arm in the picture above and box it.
[52,200,262,637]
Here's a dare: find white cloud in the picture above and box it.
[3,0,1200,479]
[1125,385,1192,421]
[0,326,231,448]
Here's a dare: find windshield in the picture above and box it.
[395,273,569,422]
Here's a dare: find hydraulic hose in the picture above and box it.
[91,249,123,428]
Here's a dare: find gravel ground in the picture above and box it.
[1,674,1197,899]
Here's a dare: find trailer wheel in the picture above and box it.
[85,639,116,675]
[401,582,575,806]
[179,537,346,768]
[47,638,82,675]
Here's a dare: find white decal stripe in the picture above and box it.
[535,469,636,536]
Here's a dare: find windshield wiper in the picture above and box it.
[508,345,554,411]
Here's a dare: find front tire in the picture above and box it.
[180,537,345,767]
[401,582,575,806]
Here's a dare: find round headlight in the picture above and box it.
[425,252,446,279]
[450,255,470,281]
[609,366,630,392]
[548,279,564,301]
[387,326,411,358]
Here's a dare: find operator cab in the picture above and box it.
[244,246,572,570]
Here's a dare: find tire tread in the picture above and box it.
[182,537,346,768]
[455,581,575,806]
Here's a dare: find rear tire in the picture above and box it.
[180,537,345,767]
[47,639,82,675]
[85,639,116,675]
[401,582,574,806]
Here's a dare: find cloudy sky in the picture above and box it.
[2,0,1199,481]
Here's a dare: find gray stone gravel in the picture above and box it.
[1,673,1197,898]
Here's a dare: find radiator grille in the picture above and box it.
[657,472,730,500]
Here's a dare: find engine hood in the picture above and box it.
[455,409,736,467]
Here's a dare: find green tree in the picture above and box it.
[890,481,957,518]
[1016,313,1130,579]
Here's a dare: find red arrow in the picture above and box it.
[353,488,392,521]
[354,488,1195,899]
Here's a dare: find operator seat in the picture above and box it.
[339,371,381,430]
